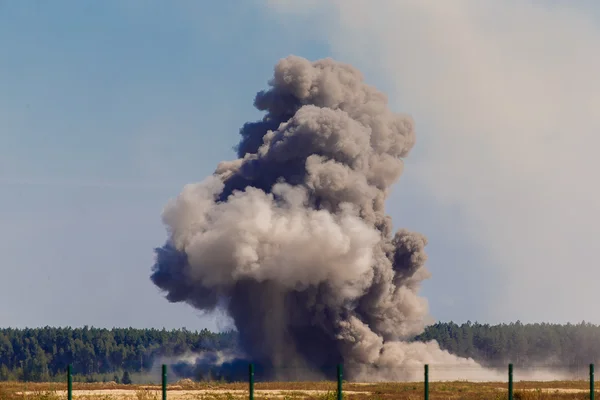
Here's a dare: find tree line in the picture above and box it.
[0,327,236,382]
[2,322,600,381]
[413,320,600,370]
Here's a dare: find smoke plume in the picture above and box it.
[150,55,495,381]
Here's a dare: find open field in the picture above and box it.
[1,380,599,400]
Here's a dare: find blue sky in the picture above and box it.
[0,0,334,331]
[2,0,599,331]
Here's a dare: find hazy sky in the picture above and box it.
[2,0,600,331]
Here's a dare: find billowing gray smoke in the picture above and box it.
[151,55,494,382]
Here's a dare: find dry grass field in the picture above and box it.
[1,379,598,400]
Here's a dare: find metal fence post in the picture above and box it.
[424,364,429,400]
[337,364,343,400]
[67,364,72,400]
[249,363,254,400]
[508,363,513,400]
[591,363,595,400]
[162,364,167,400]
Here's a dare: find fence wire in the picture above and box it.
[5,363,600,400]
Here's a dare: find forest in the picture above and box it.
[0,327,236,382]
[412,321,600,369]
[1,321,599,382]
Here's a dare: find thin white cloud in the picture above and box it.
[266,0,600,323]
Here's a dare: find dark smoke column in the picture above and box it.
[151,55,482,382]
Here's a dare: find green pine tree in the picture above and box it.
[122,370,132,385]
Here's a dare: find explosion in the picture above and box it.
[150,55,495,382]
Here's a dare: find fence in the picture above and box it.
[62,363,598,400]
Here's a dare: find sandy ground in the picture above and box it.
[487,387,591,394]
[16,386,596,398]
[514,388,589,394]
[16,388,366,398]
